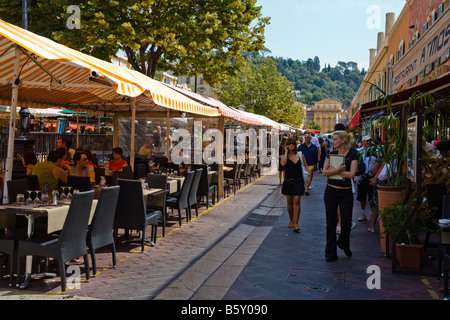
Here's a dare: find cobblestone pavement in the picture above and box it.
[0,168,446,303]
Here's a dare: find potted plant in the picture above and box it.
[364,85,434,252]
[379,200,431,269]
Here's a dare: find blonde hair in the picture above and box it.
[333,131,354,148]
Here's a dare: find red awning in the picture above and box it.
[347,109,361,130]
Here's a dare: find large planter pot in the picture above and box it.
[395,243,423,269]
[378,185,407,254]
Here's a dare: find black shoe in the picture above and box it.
[326,256,338,262]
[338,244,352,257]
[304,191,310,196]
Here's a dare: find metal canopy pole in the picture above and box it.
[2,46,21,203]
[130,97,136,171]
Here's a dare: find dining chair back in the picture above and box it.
[7,179,29,203]
[188,169,203,219]
[87,186,120,276]
[0,239,16,286]
[134,163,147,179]
[165,171,194,226]
[12,174,40,190]
[16,190,95,292]
[146,174,168,236]
[115,179,162,252]
[191,164,217,208]
[94,167,105,185]
[110,171,134,186]
[67,175,92,192]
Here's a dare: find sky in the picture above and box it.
[256,0,406,71]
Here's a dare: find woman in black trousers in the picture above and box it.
[322,131,358,262]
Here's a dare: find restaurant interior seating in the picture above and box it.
[12,174,40,191]
[187,169,203,220]
[191,164,218,208]
[166,171,194,227]
[146,174,168,237]
[114,179,162,252]
[16,190,95,293]
[67,175,92,192]
[86,186,120,276]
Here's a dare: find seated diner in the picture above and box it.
[32,149,68,192]
[108,147,128,171]
[72,152,96,183]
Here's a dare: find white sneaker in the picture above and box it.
[351,221,356,229]
[357,214,367,222]
[368,227,375,233]
[336,226,341,234]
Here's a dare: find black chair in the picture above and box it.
[122,165,133,173]
[16,190,95,293]
[166,171,194,226]
[110,171,134,186]
[12,174,40,191]
[146,174,168,237]
[192,165,218,209]
[94,167,105,185]
[114,179,162,252]
[188,169,203,219]
[0,239,17,286]
[6,179,29,203]
[67,175,92,192]
[135,163,147,179]
[87,186,120,277]
[224,163,242,195]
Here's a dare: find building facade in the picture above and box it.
[312,99,343,133]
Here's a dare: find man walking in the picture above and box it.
[298,133,318,196]
[356,136,378,224]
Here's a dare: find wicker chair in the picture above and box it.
[87,186,120,276]
[114,179,162,252]
[16,190,95,293]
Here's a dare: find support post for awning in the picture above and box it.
[3,46,21,203]
[217,116,225,199]
[76,111,79,148]
[113,114,119,148]
[166,110,170,161]
[130,97,136,171]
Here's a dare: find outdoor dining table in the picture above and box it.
[0,200,98,288]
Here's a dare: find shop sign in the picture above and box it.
[392,12,450,92]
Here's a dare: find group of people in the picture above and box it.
[21,138,129,193]
[279,124,386,262]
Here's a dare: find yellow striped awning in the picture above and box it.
[0,19,219,117]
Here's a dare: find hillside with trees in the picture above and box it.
[270,56,366,108]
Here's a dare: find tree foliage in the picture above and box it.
[217,58,303,127]
[0,0,269,85]
[270,56,366,108]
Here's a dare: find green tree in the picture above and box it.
[0,0,269,85]
[217,58,303,127]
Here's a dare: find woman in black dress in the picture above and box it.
[280,138,310,232]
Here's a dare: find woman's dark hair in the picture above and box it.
[318,137,324,144]
[22,151,37,165]
[73,152,86,163]
[286,138,298,154]
[47,149,64,162]
[112,147,123,155]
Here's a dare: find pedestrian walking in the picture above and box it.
[298,133,318,196]
[278,137,287,186]
[280,138,310,233]
[322,130,359,262]
[356,136,378,223]
[318,137,328,172]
